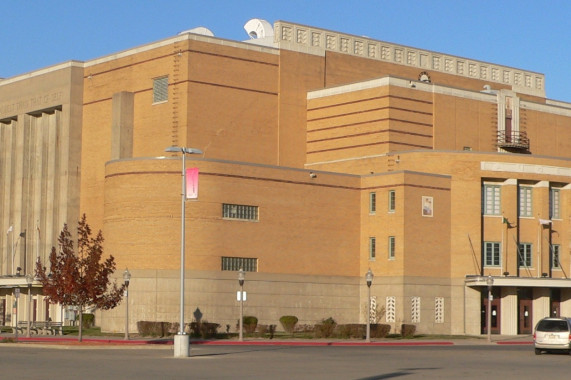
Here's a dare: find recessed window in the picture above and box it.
[483,184,501,215]
[388,190,395,213]
[222,204,258,221]
[484,242,501,267]
[388,236,395,260]
[519,186,532,217]
[518,243,532,268]
[221,257,257,272]
[552,245,561,269]
[550,188,561,219]
[153,76,168,103]
[369,237,376,260]
[369,192,376,214]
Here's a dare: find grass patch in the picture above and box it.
[62,326,122,337]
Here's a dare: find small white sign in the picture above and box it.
[237,291,247,301]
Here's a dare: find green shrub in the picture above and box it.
[137,321,174,337]
[335,324,364,339]
[314,317,336,338]
[371,324,391,338]
[401,324,416,338]
[189,321,219,339]
[279,315,299,333]
[80,313,95,328]
[243,316,258,334]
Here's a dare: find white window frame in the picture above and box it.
[388,190,396,213]
[518,243,533,268]
[388,236,395,260]
[483,184,501,215]
[519,186,532,217]
[369,237,376,260]
[369,192,376,214]
[484,242,501,267]
[550,188,561,219]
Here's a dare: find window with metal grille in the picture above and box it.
[388,190,396,212]
[550,188,561,219]
[552,245,561,269]
[153,76,168,103]
[484,242,501,267]
[369,192,376,214]
[483,184,501,215]
[222,204,259,221]
[221,257,257,272]
[519,186,532,217]
[411,296,421,323]
[369,237,376,260]
[388,236,395,260]
[435,297,444,323]
[386,296,396,323]
[518,243,532,267]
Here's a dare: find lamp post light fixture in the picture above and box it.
[26,274,33,338]
[238,268,245,342]
[486,275,494,343]
[123,268,131,340]
[365,268,374,342]
[164,145,203,358]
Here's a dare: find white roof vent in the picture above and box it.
[243,18,273,39]
[178,27,214,37]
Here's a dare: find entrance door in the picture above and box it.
[481,288,501,335]
[518,288,533,334]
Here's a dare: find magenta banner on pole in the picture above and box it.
[186,168,199,199]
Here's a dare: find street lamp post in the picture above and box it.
[238,268,245,342]
[164,146,203,358]
[486,275,494,343]
[123,268,131,340]
[365,269,374,342]
[26,274,33,338]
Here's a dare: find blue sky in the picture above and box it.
[3,1,571,102]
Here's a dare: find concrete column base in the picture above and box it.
[174,334,190,357]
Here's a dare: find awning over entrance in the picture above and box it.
[465,275,571,288]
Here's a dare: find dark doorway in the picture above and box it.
[550,288,561,317]
[518,288,533,334]
[481,287,501,335]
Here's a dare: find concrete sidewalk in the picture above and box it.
[1,333,534,348]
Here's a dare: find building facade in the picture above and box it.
[1,20,570,335]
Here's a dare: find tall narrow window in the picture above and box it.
[388,190,395,212]
[484,242,501,267]
[483,184,501,215]
[550,188,560,219]
[388,236,395,260]
[153,76,168,103]
[518,243,532,267]
[519,186,532,217]
[369,237,376,260]
[552,245,561,269]
[369,192,376,214]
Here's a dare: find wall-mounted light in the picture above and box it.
[309,172,317,179]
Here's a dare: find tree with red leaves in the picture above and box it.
[35,214,125,342]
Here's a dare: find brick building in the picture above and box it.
[1,20,570,336]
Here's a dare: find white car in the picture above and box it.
[534,317,571,355]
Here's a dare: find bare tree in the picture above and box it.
[35,214,124,342]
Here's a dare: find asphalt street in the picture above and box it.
[0,343,569,379]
